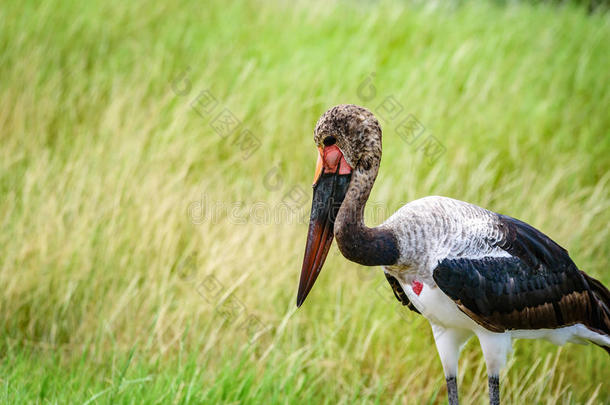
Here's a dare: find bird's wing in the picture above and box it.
[384,272,421,314]
[433,214,610,334]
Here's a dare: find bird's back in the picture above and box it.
[382,196,511,272]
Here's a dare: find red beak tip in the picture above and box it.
[296,290,306,307]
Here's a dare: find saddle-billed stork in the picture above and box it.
[296,104,610,405]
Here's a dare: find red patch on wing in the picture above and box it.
[411,280,423,296]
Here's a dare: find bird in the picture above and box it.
[296,104,610,405]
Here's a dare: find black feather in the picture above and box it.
[384,273,421,315]
[433,213,610,354]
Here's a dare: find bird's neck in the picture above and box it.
[334,159,399,266]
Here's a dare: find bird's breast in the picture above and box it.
[399,278,482,330]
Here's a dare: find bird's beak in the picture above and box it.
[297,145,352,307]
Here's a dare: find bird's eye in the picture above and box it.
[323,136,336,146]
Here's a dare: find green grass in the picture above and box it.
[1,0,609,403]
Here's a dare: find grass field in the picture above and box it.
[1,0,609,403]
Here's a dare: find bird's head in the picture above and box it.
[297,104,382,307]
[313,104,382,172]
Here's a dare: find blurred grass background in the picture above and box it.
[1,0,609,403]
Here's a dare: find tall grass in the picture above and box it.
[0,0,608,403]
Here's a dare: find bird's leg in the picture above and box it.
[476,331,510,405]
[446,376,459,405]
[431,325,471,405]
[488,375,500,405]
